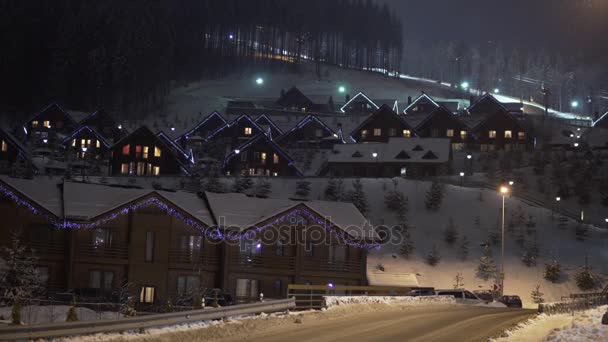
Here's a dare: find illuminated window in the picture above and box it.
[136,162,145,175]
[122,144,130,155]
[244,127,252,135]
[71,139,76,147]
[446,129,454,137]
[143,146,149,159]
[504,130,512,139]
[261,152,267,161]
[273,172,278,177]
[403,129,411,138]
[81,139,86,147]
[96,140,100,148]
[147,163,152,175]
[460,130,467,140]
[518,132,525,140]
[120,163,129,175]
[248,168,255,175]
[153,166,160,176]
[154,146,161,157]
[373,128,382,137]
[388,128,397,137]
[361,130,368,139]
[273,153,279,164]
[140,286,155,304]
[43,121,51,128]
[489,131,497,139]
[1,140,6,152]
[135,145,142,158]
[32,120,39,128]
[86,139,92,147]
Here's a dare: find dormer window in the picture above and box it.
[395,150,410,159]
[403,129,411,138]
[32,120,39,128]
[352,151,363,158]
[154,146,161,157]
[244,127,253,136]
[43,121,51,128]
[422,151,438,160]
[1,140,7,152]
[412,145,424,151]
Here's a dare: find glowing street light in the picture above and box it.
[228,34,234,40]
[460,81,469,90]
[556,197,561,202]
[255,77,264,85]
[498,185,509,296]
[338,86,346,93]
[467,154,472,160]
[571,100,579,108]
[170,127,175,132]
[328,283,334,288]
[118,124,123,130]
[508,180,514,186]
[234,149,240,154]
[494,88,500,94]
[372,152,378,158]
[574,142,579,148]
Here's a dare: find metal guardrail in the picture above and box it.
[287,285,413,310]
[0,298,295,340]
[538,297,608,315]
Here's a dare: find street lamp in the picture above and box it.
[467,154,472,160]
[508,180,514,186]
[372,152,378,158]
[499,185,509,296]
[494,88,500,94]
[571,100,579,109]
[459,172,465,186]
[255,77,264,85]
[338,86,346,93]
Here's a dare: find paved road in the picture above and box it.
[221,305,536,342]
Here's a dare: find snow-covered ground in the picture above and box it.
[323,295,456,308]
[0,305,122,325]
[493,306,608,342]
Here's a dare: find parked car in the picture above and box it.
[435,289,484,305]
[409,287,436,297]
[499,295,523,308]
[473,290,495,304]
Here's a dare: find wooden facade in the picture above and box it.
[276,115,343,149]
[340,92,379,115]
[350,104,416,143]
[413,107,471,151]
[175,112,227,150]
[109,126,189,177]
[255,114,283,140]
[0,128,28,173]
[472,110,532,151]
[222,134,302,177]
[206,115,266,152]
[26,103,77,147]
[78,110,123,143]
[62,126,110,161]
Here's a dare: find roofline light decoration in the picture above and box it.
[223,134,304,176]
[255,114,284,135]
[157,131,193,163]
[340,91,379,113]
[277,115,344,144]
[206,114,266,141]
[402,93,440,115]
[26,102,78,127]
[61,125,111,148]
[0,183,380,250]
[176,111,227,142]
[592,111,608,127]
[467,93,509,114]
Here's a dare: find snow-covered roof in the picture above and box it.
[328,138,451,164]
[0,175,63,217]
[205,192,376,239]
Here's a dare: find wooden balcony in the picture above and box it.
[27,240,65,257]
[168,249,221,269]
[229,252,295,271]
[77,243,128,261]
[301,258,361,274]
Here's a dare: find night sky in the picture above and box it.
[381,0,607,65]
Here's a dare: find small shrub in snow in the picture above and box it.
[443,217,458,246]
[348,179,368,216]
[575,257,598,291]
[11,299,21,325]
[453,272,465,289]
[324,178,344,201]
[477,244,497,281]
[294,180,311,199]
[424,181,445,211]
[426,245,441,266]
[254,178,272,198]
[531,284,545,304]
[521,240,539,267]
[544,258,562,283]
[232,174,253,193]
[575,223,588,241]
[66,305,78,322]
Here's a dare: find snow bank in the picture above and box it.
[545,305,608,341]
[0,305,122,325]
[323,295,456,309]
[491,313,572,342]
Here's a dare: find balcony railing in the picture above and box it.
[78,243,128,260]
[27,240,65,256]
[301,258,361,273]
[168,249,221,268]
[229,252,295,271]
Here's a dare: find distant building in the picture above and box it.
[255,114,283,140]
[175,111,227,149]
[61,126,111,161]
[276,115,344,149]
[350,104,416,143]
[0,127,29,173]
[407,106,471,151]
[78,109,123,143]
[226,87,334,116]
[322,138,452,178]
[25,103,78,147]
[206,114,266,153]
[222,134,302,177]
[109,126,192,176]
[340,92,379,115]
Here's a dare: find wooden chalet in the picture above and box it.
[222,134,302,177]
[276,115,344,149]
[403,93,440,115]
[61,126,111,161]
[206,114,266,152]
[350,104,416,143]
[407,106,471,151]
[175,111,227,149]
[0,127,29,173]
[255,114,283,140]
[26,103,78,146]
[276,87,315,111]
[322,138,452,178]
[109,126,192,176]
[340,92,379,115]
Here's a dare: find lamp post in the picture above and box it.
[499,185,510,296]
[466,154,473,175]
[81,146,88,182]
[372,152,379,177]
[605,218,608,229]
[459,172,465,186]
[553,196,561,220]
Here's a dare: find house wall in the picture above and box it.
[109,133,181,176]
[473,113,532,151]
[352,113,414,143]
[325,162,449,178]
[223,139,297,177]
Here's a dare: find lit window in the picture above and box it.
[137,162,145,175]
[96,140,100,148]
[403,130,411,138]
[143,146,149,159]
[518,132,526,140]
[273,153,279,164]
[147,163,152,175]
[122,144,130,156]
[248,168,255,175]
[489,131,497,139]
[153,166,160,176]
[504,130,512,139]
[261,152,267,161]
[460,130,467,140]
[273,172,278,177]
[154,146,161,157]
[140,286,155,303]
[120,163,129,175]
[388,128,397,137]
[361,130,368,139]
[244,127,252,135]
[373,128,382,137]
[135,145,142,158]
[71,139,76,147]
[32,120,39,128]
[81,139,86,147]
[86,139,92,147]
[1,140,7,152]
[43,121,51,128]
[446,129,454,137]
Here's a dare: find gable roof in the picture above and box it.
[276,87,314,108]
[0,127,28,157]
[0,175,63,218]
[350,104,415,139]
[403,93,440,115]
[255,114,283,138]
[592,111,608,128]
[223,134,303,176]
[467,93,509,114]
[411,105,468,131]
[340,92,379,113]
[206,114,265,140]
[328,138,451,164]
[61,125,111,148]
[276,115,344,144]
[79,109,116,127]
[176,111,227,142]
[470,108,526,132]
[27,103,77,126]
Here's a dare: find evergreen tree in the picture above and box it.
[453,272,465,289]
[544,258,562,283]
[0,231,42,310]
[324,178,344,201]
[399,230,415,258]
[443,217,458,246]
[294,180,312,199]
[254,178,272,198]
[477,244,497,281]
[530,284,545,304]
[348,179,369,216]
[425,181,445,210]
[459,235,470,261]
[232,173,253,193]
[521,241,539,267]
[426,244,441,266]
[575,256,597,291]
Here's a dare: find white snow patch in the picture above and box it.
[323,295,456,308]
[0,305,123,325]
